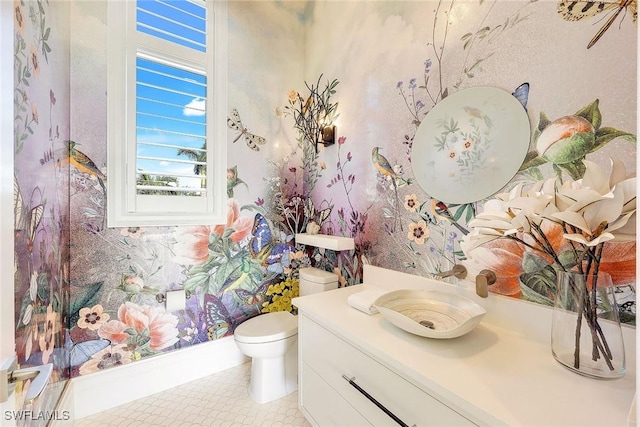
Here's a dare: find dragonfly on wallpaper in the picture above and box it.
[227,108,267,151]
[557,0,637,48]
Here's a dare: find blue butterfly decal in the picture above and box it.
[250,214,295,267]
[512,82,529,111]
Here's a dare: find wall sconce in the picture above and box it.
[317,125,335,153]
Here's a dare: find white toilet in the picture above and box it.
[234,267,339,403]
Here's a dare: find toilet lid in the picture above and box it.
[234,311,298,344]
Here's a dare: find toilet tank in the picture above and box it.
[299,267,339,296]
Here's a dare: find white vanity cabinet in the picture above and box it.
[293,265,636,427]
[299,314,476,427]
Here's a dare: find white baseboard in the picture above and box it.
[65,336,248,420]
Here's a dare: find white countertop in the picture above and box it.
[293,265,636,427]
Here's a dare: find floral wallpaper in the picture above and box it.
[302,0,636,313]
[12,0,70,421]
[13,0,636,389]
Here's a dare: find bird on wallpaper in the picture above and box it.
[463,106,492,128]
[371,146,403,231]
[67,140,106,193]
[431,200,469,236]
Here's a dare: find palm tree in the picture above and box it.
[136,172,178,195]
[177,143,206,189]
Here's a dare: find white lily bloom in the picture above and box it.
[462,158,636,261]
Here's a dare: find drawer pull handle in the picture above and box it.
[342,374,412,427]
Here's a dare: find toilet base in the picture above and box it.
[248,348,298,404]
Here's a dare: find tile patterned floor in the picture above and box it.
[75,362,311,427]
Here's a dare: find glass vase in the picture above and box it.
[551,271,625,379]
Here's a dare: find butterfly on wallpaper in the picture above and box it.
[512,82,530,111]
[69,339,111,367]
[227,108,267,151]
[204,294,232,338]
[234,281,270,308]
[25,331,110,369]
[249,213,295,271]
[303,197,332,227]
[557,0,637,48]
[14,177,44,253]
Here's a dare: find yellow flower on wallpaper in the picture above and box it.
[262,277,299,313]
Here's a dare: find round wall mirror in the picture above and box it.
[411,86,530,204]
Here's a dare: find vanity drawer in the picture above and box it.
[300,361,372,427]
[300,315,477,427]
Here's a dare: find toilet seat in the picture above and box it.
[234,311,298,344]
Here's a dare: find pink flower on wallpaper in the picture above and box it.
[98,302,179,351]
[98,319,129,344]
[173,225,214,266]
[213,198,253,243]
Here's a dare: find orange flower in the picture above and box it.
[463,223,635,297]
[463,238,526,297]
[599,242,636,286]
[213,199,253,243]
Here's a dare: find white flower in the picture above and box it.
[552,160,636,246]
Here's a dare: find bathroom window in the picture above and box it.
[107,0,227,227]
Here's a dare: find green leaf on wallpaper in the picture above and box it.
[557,160,586,181]
[520,277,554,306]
[183,272,210,293]
[214,256,244,293]
[518,151,545,171]
[534,111,551,136]
[44,27,50,40]
[592,127,637,153]
[69,281,104,327]
[574,99,601,129]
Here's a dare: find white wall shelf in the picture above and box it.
[295,233,354,251]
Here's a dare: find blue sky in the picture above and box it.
[135,0,208,190]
